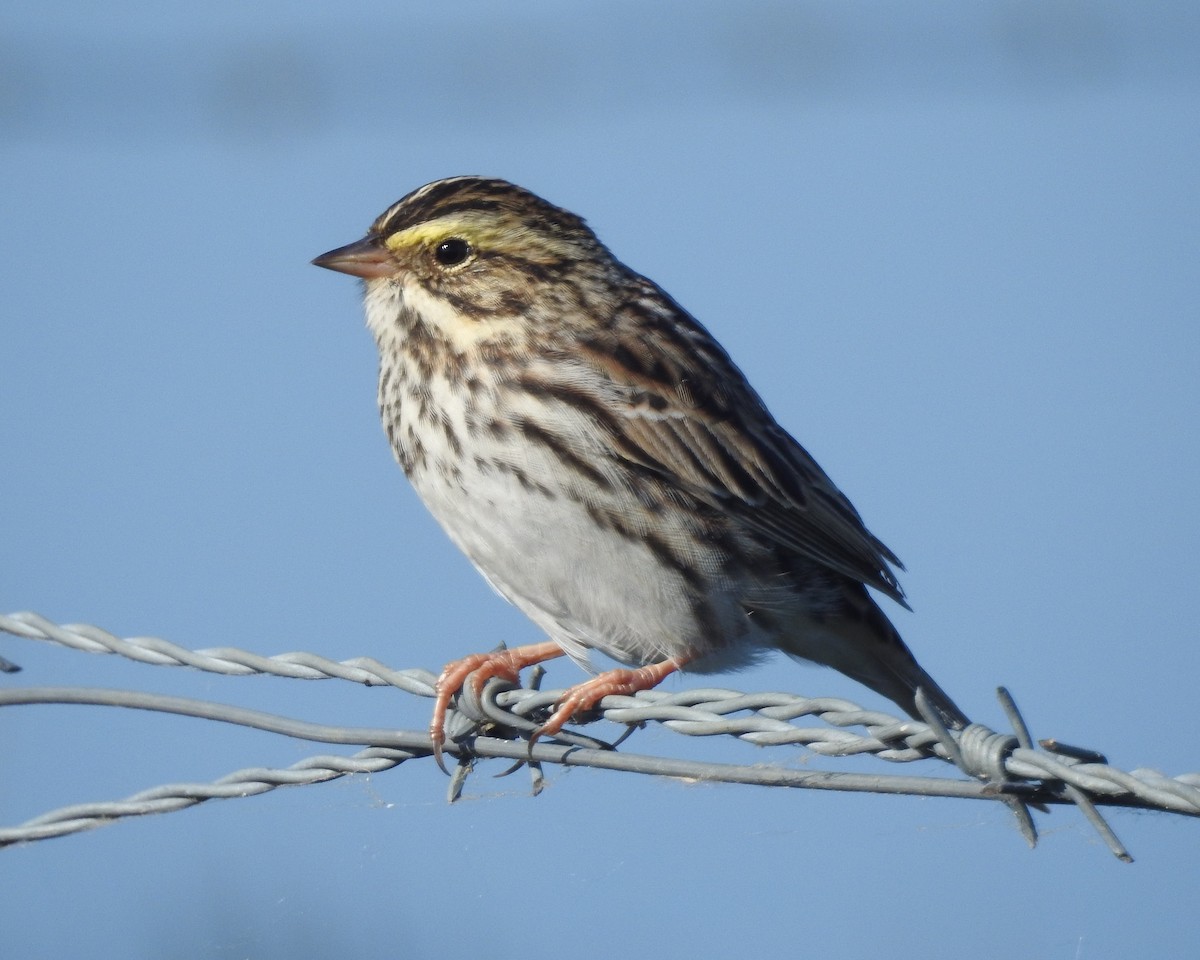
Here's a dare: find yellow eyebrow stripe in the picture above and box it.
[382,215,507,252]
[382,214,576,258]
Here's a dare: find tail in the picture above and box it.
[781,591,969,730]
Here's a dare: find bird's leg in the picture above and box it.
[431,641,565,771]
[529,655,693,751]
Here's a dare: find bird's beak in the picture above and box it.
[311,236,396,279]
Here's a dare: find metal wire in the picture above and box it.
[3,611,1198,858]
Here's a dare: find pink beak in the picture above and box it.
[312,236,396,279]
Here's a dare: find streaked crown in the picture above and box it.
[371,177,608,266]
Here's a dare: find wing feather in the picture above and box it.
[563,281,909,607]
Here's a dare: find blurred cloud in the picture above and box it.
[1,1,1195,145]
[207,40,326,141]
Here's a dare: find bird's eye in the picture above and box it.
[434,237,472,266]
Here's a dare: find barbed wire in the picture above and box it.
[2,610,1198,860]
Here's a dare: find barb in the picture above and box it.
[3,611,1198,856]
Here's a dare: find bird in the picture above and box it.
[312,176,968,761]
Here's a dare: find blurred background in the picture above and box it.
[2,1,1198,957]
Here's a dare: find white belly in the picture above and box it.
[410,439,749,669]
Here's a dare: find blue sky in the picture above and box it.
[3,3,1198,957]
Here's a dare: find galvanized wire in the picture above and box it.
[2,611,1198,858]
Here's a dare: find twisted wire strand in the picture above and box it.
[0,613,1017,763]
[0,611,437,693]
[2,745,415,844]
[3,611,1198,856]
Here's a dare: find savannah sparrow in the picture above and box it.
[313,176,968,757]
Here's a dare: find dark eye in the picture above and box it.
[434,237,472,266]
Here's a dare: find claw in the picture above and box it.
[430,722,452,776]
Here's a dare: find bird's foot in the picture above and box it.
[528,656,690,753]
[431,641,564,773]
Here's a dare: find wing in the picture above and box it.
[537,278,909,607]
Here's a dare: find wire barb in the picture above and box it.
[916,687,1039,849]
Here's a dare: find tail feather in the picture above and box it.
[779,591,969,730]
